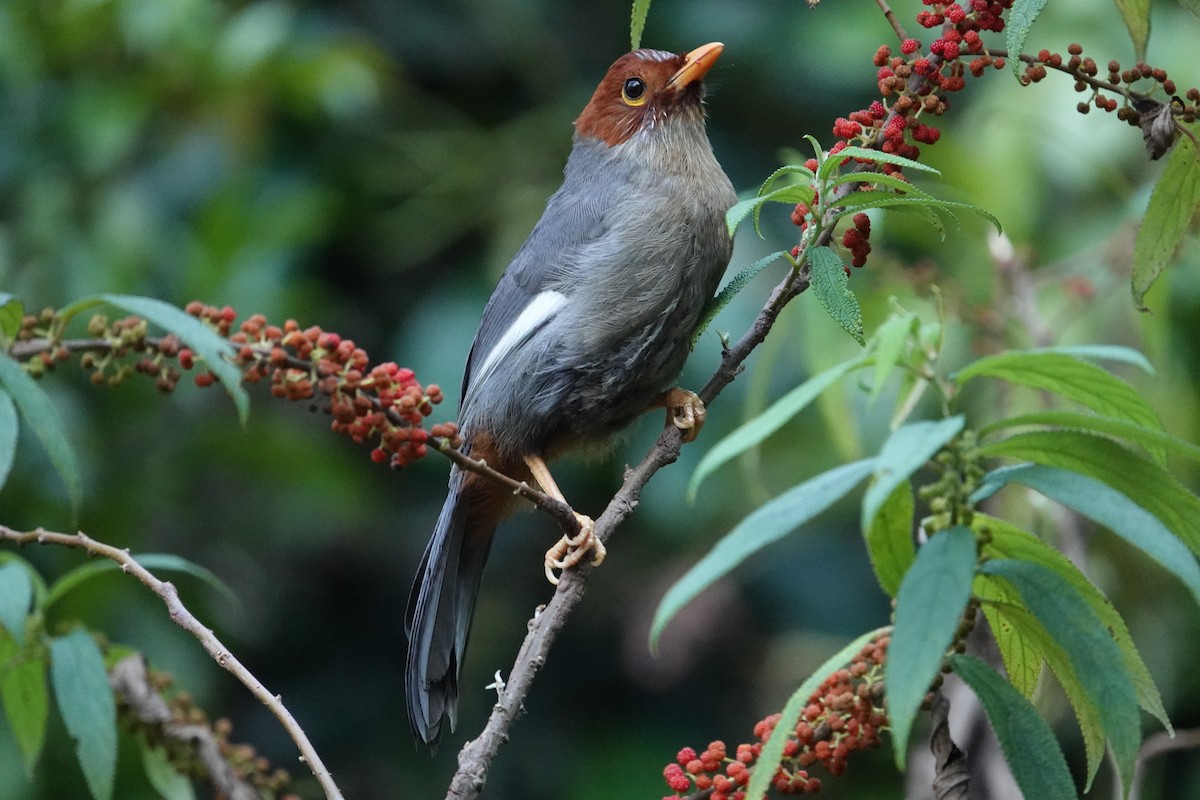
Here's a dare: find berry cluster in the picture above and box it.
[842,213,873,269]
[661,636,889,799]
[10,302,458,469]
[135,666,293,795]
[185,302,460,468]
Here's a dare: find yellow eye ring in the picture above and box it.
[621,77,647,107]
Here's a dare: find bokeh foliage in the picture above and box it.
[2,0,1200,798]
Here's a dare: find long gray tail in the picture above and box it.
[404,467,495,747]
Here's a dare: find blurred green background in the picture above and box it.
[3,0,1200,798]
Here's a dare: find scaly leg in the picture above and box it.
[656,387,707,443]
[524,454,606,584]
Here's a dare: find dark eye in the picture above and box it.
[621,77,647,106]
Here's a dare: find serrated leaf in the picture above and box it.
[745,629,884,800]
[809,246,864,344]
[833,196,1002,233]
[980,559,1140,791]
[0,628,48,775]
[862,416,965,533]
[141,743,197,800]
[0,294,23,341]
[955,350,1164,460]
[50,630,116,800]
[977,410,1200,468]
[828,171,938,197]
[974,463,1200,610]
[694,251,789,345]
[726,196,761,238]
[1114,0,1151,60]
[0,390,16,490]
[651,459,876,652]
[864,480,915,596]
[0,353,82,513]
[817,146,941,179]
[687,353,869,500]
[1181,0,1200,22]
[629,0,651,49]
[888,525,977,769]
[1006,0,1050,78]
[1133,136,1200,308]
[60,295,248,423]
[0,563,33,644]
[868,309,917,405]
[978,601,1041,699]
[976,513,1170,732]
[759,164,816,195]
[46,553,239,610]
[950,654,1077,800]
[976,429,1200,557]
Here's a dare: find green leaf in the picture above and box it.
[60,294,248,423]
[1133,136,1200,308]
[1034,344,1154,374]
[46,553,239,610]
[978,601,1041,699]
[0,390,16,491]
[950,654,1077,800]
[864,480,915,597]
[977,410,1200,467]
[687,353,870,500]
[888,525,977,768]
[0,294,23,341]
[976,429,1200,557]
[862,416,965,533]
[985,599,1107,786]
[832,196,1001,233]
[956,349,1165,461]
[0,563,33,644]
[817,146,941,179]
[828,170,938,197]
[976,513,1171,733]
[745,629,885,800]
[1181,0,1200,22]
[758,164,816,195]
[726,195,761,238]
[50,630,116,800]
[974,463,1200,609]
[808,246,864,345]
[1114,0,1151,60]
[980,559,1140,791]
[141,743,197,800]
[694,251,789,345]
[0,353,82,513]
[867,308,917,406]
[629,0,651,49]
[0,629,48,775]
[651,459,876,652]
[1006,0,1050,78]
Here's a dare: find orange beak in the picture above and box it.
[667,42,724,91]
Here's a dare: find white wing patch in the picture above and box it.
[472,290,567,388]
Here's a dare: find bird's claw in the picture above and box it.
[544,513,605,584]
[663,388,707,443]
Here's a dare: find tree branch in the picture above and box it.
[0,525,345,800]
[445,265,813,799]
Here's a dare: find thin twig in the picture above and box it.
[0,525,345,800]
[873,0,909,43]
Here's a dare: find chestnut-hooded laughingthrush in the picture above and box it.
[405,43,737,746]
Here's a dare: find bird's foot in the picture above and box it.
[544,513,606,585]
[661,387,707,443]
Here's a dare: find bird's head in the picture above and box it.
[574,42,723,147]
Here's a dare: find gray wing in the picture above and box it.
[460,165,617,405]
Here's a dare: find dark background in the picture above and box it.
[3,0,1200,797]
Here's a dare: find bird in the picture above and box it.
[404,42,737,747]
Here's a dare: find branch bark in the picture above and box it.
[445,266,812,799]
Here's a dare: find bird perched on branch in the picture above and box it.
[405,42,736,746]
